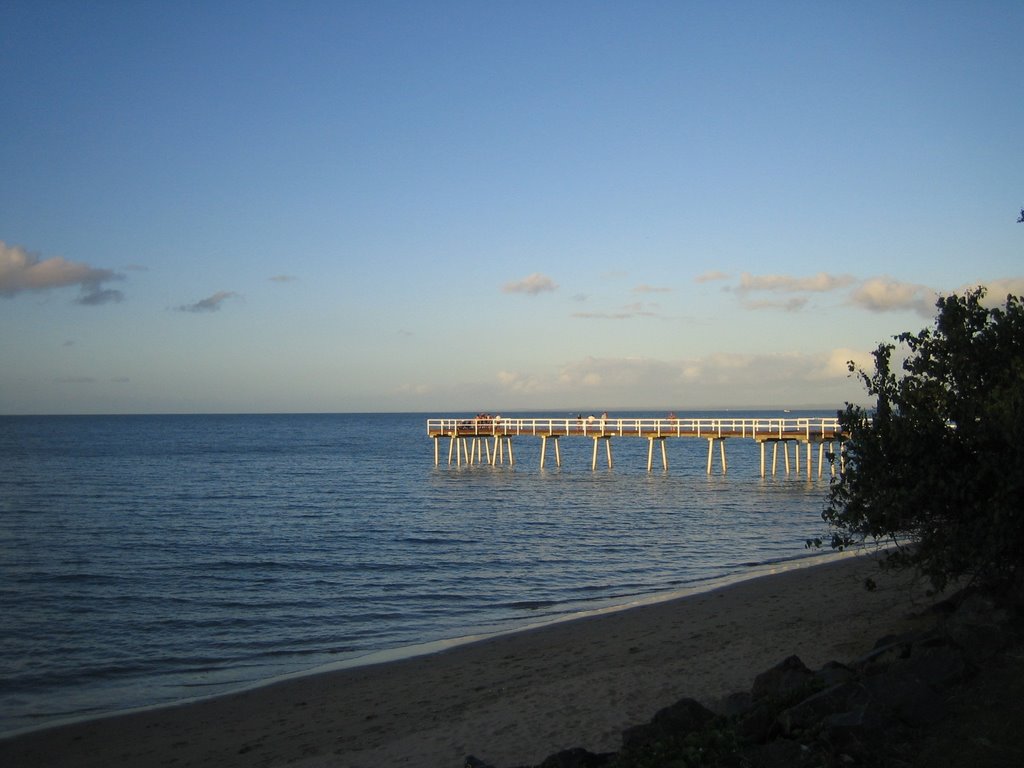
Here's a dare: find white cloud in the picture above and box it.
[633,284,672,294]
[502,272,558,295]
[736,271,857,295]
[810,348,875,380]
[725,271,858,312]
[556,357,684,392]
[269,274,297,283]
[729,273,1023,318]
[955,278,1024,306]
[848,276,936,317]
[496,369,547,393]
[694,270,731,283]
[572,301,661,320]
[0,241,124,304]
[175,291,240,313]
[742,297,809,312]
[572,311,634,320]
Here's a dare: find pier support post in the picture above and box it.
[454,437,464,466]
[540,435,561,468]
[489,435,503,465]
[706,438,727,474]
[491,436,514,466]
[773,441,791,474]
[592,436,613,469]
[647,437,668,471]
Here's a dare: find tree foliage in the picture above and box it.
[822,288,1024,592]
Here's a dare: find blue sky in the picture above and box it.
[2,1,1022,414]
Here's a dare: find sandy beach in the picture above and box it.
[1,551,944,768]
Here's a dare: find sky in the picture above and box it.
[2,1,1022,415]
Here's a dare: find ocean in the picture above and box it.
[0,411,839,737]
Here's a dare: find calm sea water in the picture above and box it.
[0,411,838,736]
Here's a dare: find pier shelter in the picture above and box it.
[427,416,843,477]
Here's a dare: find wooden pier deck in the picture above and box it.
[427,416,844,476]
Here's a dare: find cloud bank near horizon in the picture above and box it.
[481,346,876,409]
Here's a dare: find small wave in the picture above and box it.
[400,536,452,545]
[504,599,559,610]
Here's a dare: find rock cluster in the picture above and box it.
[465,590,1021,768]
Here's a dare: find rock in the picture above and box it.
[863,666,946,727]
[819,710,872,759]
[775,681,866,737]
[821,702,900,757]
[464,757,496,768]
[719,690,753,716]
[814,660,855,688]
[750,655,815,702]
[943,592,1012,662]
[620,697,717,752]
[848,635,914,676]
[735,737,810,768]
[892,640,971,690]
[735,700,779,744]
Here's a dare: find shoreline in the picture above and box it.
[1,550,848,742]
[0,550,945,768]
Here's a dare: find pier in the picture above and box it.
[427,416,844,477]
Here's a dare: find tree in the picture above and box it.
[821,288,1024,592]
